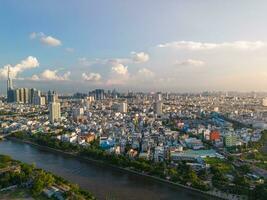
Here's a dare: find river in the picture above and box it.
[0,140,215,200]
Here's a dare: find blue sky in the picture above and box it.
[1,0,267,93]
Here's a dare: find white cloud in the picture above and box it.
[138,68,154,77]
[131,52,149,63]
[106,62,130,85]
[82,72,101,81]
[30,32,62,47]
[79,51,149,67]
[30,74,40,81]
[175,59,205,67]
[158,40,265,50]
[0,56,39,79]
[111,62,128,75]
[40,36,61,47]
[32,69,70,81]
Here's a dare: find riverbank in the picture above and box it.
[0,152,95,200]
[6,137,232,200]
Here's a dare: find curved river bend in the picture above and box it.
[0,140,215,200]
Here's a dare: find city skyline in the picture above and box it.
[2,1,267,93]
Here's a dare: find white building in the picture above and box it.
[262,98,267,107]
[119,102,127,113]
[155,92,162,101]
[49,102,61,123]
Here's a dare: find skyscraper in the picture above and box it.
[119,102,128,113]
[7,66,13,91]
[154,101,163,116]
[48,90,58,104]
[95,89,105,100]
[7,66,14,103]
[155,92,162,101]
[49,101,61,123]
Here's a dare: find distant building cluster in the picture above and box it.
[1,75,267,183]
[6,66,54,106]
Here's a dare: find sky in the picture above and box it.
[1,0,267,94]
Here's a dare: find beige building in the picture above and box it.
[49,102,61,123]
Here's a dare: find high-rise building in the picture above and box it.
[23,88,29,104]
[6,70,44,105]
[155,92,162,101]
[33,94,45,106]
[49,101,61,123]
[14,89,20,102]
[29,88,40,104]
[12,88,30,104]
[86,96,95,103]
[19,88,24,103]
[7,66,13,91]
[7,66,14,103]
[48,90,58,104]
[39,96,46,105]
[32,89,41,105]
[94,89,105,100]
[262,98,267,107]
[119,102,128,113]
[49,92,61,123]
[154,101,163,116]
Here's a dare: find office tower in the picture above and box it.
[48,90,58,103]
[49,101,61,123]
[23,88,29,104]
[119,102,128,113]
[7,66,13,90]
[40,96,46,105]
[87,96,95,103]
[155,92,162,101]
[154,101,163,116]
[47,90,52,103]
[95,89,105,100]
[7,89,15,103]
[7,66,14,103]
[14,89,20,102]
[33,94,45,106]
[29,88,39,104]
[19,88,24,103]
[112,89,118,99]
[36,96,46,106]
[13,88,29,104]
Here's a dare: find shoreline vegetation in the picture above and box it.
[7,137,214,198]
[6,132,251,200]
[0,153,95,200]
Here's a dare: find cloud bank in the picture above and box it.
[0,56,39,79]
[158,40,265,50]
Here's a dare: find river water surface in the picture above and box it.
[0,140,215,200]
